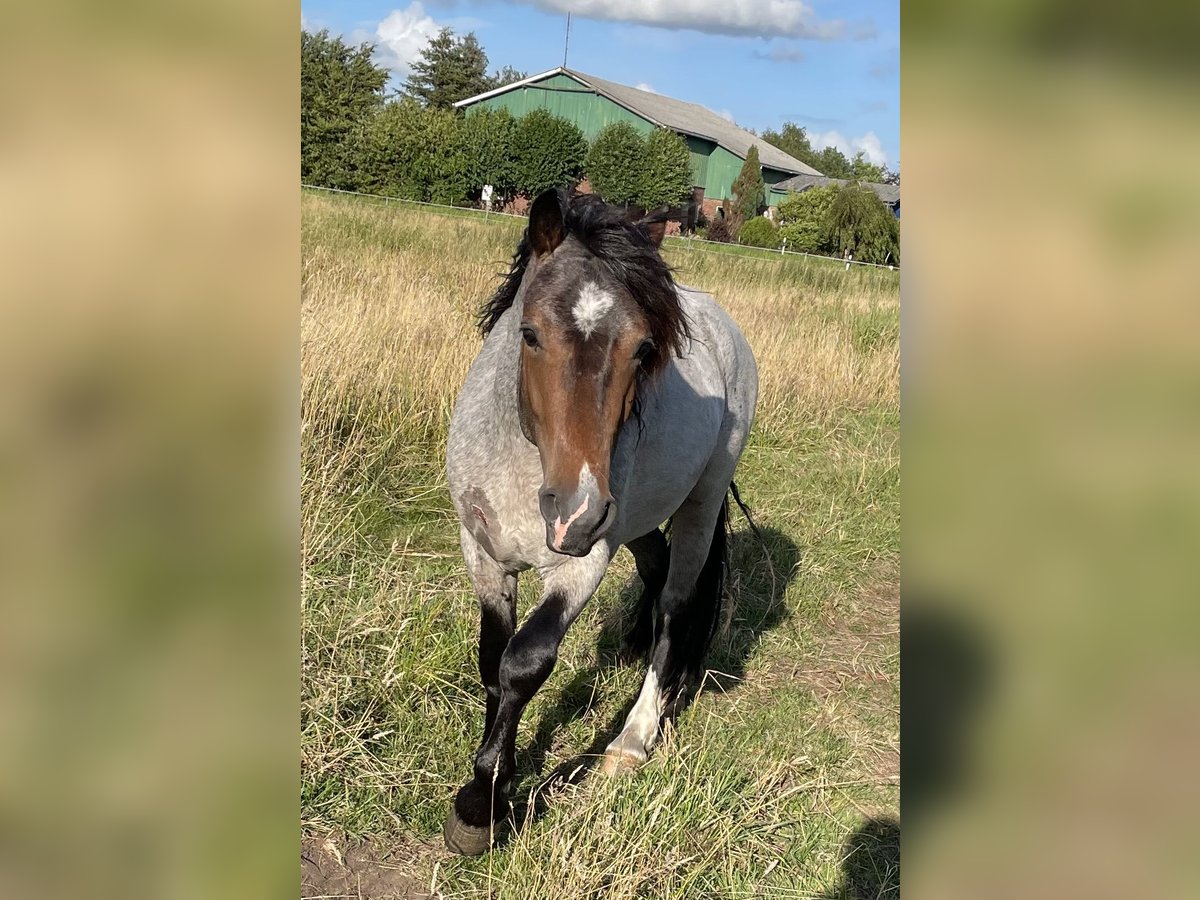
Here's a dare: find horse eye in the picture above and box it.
[520,326,539,348]
[634,339,655,362]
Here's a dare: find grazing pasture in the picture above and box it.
[301,189,899,899]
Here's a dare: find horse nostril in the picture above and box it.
[594,500,616,535]
[538,488,558,522]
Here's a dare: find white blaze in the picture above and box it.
[573,282,615,338]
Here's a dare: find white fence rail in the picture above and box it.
[301,184,900,272]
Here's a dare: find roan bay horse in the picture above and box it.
[443,188,758,854]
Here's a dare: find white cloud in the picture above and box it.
[850,132,888,167]
[518,1,866,40]
[810,129,890,167]
[717,109,735,123]
[368,4,443,78]
[635,82,658,93]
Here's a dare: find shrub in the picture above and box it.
[639,128,694,210]
[776,186,838,254]
[707,216,735,243]
[586,122,647,207]
[738,216,780,249]
[460,107,518,200]
[512,108,588,196]
[359,100,469,204]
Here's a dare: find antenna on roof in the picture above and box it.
[562,13,571,68]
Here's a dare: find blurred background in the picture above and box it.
[1,1,1198,897]
[903,1,1200,897]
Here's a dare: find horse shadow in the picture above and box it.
[509,522,801,832]
[818,816,901,900]
[812,594,994,898]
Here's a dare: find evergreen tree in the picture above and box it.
[488,66,527,90]
[404,28,492,109]
[730,146,765,225]
[301,29,389,189]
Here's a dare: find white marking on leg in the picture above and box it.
[609,667,665,760]
[573,282,614,338]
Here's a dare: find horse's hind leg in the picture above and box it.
[602,496,727,773]
[622,527,670,660]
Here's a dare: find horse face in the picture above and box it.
[512,189,675,557]
[518,268,653,556]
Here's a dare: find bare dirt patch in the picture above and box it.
[301,832,437,900]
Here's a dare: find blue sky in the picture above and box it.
[301,1,899,169]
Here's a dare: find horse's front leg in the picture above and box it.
[444,548,610,855]
[459,527,518,747]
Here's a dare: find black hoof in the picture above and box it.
[443,808,496,856]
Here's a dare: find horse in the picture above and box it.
[442,188,759,855]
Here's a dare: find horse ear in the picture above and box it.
[528,189,565,257]
[642,219,667,248]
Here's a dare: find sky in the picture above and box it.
[301,1,899,169]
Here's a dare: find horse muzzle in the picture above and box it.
[538,485,616,556]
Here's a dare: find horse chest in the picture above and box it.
[452,453,547,571]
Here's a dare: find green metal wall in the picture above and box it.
[703,145,745,201]
[684,136,713,193]
[466,73,717,192]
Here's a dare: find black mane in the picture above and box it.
[477,191,690,370]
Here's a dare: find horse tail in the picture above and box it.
[663,496,728,717]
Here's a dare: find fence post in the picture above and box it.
[781,238,786,255]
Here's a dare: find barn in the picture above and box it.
[453,67,823,222]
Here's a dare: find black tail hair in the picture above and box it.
[662,497,728,717]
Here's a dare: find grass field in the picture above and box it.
[301,189,900,899]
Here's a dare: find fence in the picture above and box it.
[301,184,900,272]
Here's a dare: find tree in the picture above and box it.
[511,109,588,196]
[849,152,887,184]
[639,128,694,210]
[815,145,854,179]
[760,121,892,183]
[759,122,815,169]
[586,123,647,207]
[461,108,519,199]
[488,66,527,90]
[359,100,469,204]
[730,145,765,226]
[301,29,389,190]
[776,186,838,253]
[404,28,492,109]
[825,183,900,265]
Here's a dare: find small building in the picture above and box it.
[454,67,823,224]
[769,173,900,218]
